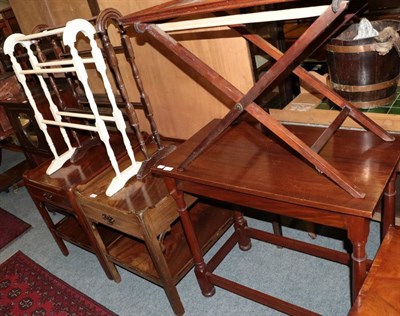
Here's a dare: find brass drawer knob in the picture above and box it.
[43,192,53,200]
[102,214,115,225]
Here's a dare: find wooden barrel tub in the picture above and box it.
[326,20,400,109]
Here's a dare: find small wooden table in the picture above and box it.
[152,120,400,315]
[23,133,133,280]
[74,153,233,316]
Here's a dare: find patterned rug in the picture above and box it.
[0,251,117,315]
[0,207,31,250]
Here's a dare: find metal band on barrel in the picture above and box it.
[330,76,399,93]
[326,43,377,53]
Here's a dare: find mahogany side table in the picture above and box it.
[23,133,136,280]
[152,120,400,315]
[74,151,234,316]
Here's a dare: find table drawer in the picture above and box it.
[79,194,195,239]
[27,185,72,211]
[80,202,143,239]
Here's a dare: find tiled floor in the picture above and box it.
[317,87,400,114]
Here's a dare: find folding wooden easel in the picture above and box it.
[121,0,394,198]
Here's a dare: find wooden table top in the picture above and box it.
[76,158,170,215]
[120,0,300,24]
[24,133,140,191]
[152,120,400,218]
[75,140,178,214]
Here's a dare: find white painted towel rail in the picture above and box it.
[4,19,142,196]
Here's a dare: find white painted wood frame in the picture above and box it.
[4,19,142,196]
[158,5,330,32]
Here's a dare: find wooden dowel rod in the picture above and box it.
[158,5,329,32]
[15,27,66,41]
[57,111,116,122]
[20,67,76,74]
[311,107,350,153]
[41,119,98,131]
[37,58,95,67]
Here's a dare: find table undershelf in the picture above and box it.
[105,202,233,286]
[54,216,121,253]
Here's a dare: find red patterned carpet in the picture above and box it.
[0,251,117,315]
[0,207,31,250]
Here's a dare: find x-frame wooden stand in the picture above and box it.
[120,1,400,314]
[121,0,394,199]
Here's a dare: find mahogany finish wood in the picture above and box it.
[233,26,396,140]
[122,0,394,199]
[0,160,29,192]
[153,120,400,315]
[23,133,136,280]
[0,105,13,141]
[95,8,176,179]
[0,74,30,190]
[121,0,299,24]
[75,145,233,316]
[0,80,81,167]
[350,226,400,315]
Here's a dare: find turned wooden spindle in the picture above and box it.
[96,9,153,159]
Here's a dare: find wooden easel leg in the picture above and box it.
[271,214,283,238]
[68,190,121,282]
[88,222,121,282]
[142,2,351,169]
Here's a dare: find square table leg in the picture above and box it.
[139,212,185,316]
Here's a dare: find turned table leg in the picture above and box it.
[233,209,252,251]
[164,177,216,297]
[347,216,369,303]
[382,171,397,238]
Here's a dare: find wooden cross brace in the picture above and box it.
[128,0,393,198]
